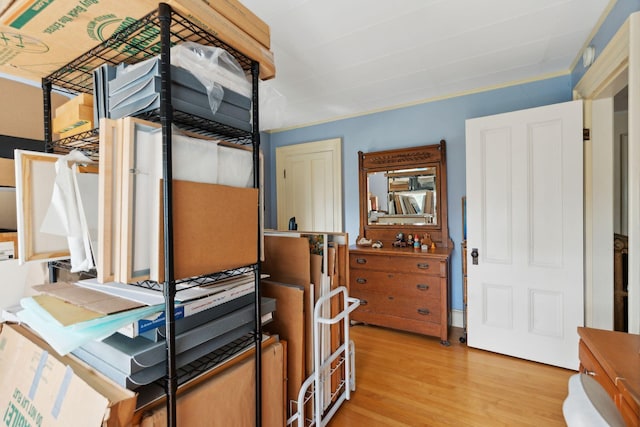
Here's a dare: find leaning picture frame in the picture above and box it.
[119,117,162,283]
[97,118,122,283]
[14,150,69,263]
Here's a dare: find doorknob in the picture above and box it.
[471,248,479,265]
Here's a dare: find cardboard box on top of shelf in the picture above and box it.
[0,323,137,427]
[0,0,161,82]
[0,0,274,83]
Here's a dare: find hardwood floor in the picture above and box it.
[327,325,575,426]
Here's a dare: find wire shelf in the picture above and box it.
[130,264,258,292]
[44,5,256,156]
[173,332,255,384]
[45,8,253,93]
[42,5,262,425]
[47,129,101,160]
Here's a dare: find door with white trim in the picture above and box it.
[276,138,342,232]
[465,100,583,369]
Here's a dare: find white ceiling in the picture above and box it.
[242,0,612,131]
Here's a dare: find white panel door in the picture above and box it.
[276,138,342,232]
[465,100,583,370]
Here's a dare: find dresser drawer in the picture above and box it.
[579,340,619,399]
[350,253,440,276]
[350,269,441,299]
[348,247,451,342]
[352,291,441,323]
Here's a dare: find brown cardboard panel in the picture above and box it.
[310,253,323,300]
[328,245,336,278]
[0,157,15,187]
[262,235,310,286]
[33,281,143,315]
[309,252,323,374]
[139,341,284,427]
[260,279,305,409]
[337,243,348,288]
[0,323,136,427]
[32,294,104,326]
[263,235,313,374]
[0,188,16,230]
[0,79,67,140]
[158,180,259,281]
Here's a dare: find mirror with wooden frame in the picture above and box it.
[358,140,451,247]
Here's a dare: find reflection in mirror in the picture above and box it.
[367,166,437,226]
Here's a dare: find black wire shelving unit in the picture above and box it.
[42,4,262,426]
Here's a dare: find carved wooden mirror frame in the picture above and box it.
[358,140,452,247]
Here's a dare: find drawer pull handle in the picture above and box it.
[356,258,367,264]
[584,370,596,376]
[356,277,367,284]
[417,284,430,291]
[417,263,430,269]
[359,299,368,306]
[417,308,430,316]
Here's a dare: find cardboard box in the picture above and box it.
[54,93,93,117]
[137,340,285,427]
[0,157,15,187]
[58,120,93,139]
[52,103,93,134]
[0,323,137,427]
[0,0,160,82]
[0,0,274,82]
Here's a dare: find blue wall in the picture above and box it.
[572,0,640,86]
[264,76,572,311]
[263,1,640,313]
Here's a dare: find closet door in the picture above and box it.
[465,100,583,370]
[276,138,342,232]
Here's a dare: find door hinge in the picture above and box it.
[283,169,286,179]
[583,128,590,141]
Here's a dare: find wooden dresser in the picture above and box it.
[578,327,640,426]
[349,245,451,344]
